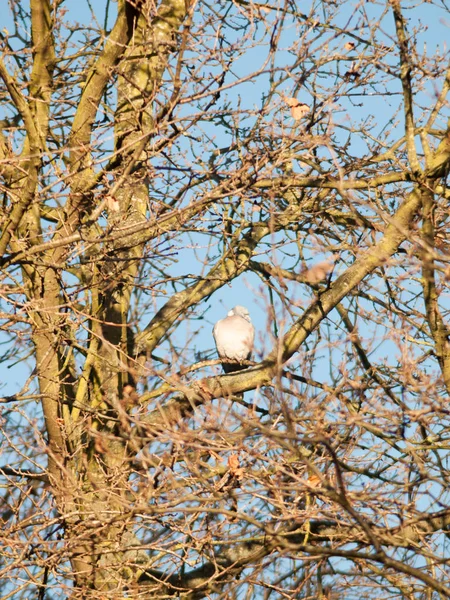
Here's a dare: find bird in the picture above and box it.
[213,306,255,373]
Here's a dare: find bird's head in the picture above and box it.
[228,305,251,322]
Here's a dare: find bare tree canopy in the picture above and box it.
[1,0,450,597]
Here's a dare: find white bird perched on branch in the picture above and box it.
[213,306,255,373]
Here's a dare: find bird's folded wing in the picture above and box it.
[213,315,254,360]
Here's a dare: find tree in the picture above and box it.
[1,0,450,597]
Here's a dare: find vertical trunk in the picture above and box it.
[59,0,189,592]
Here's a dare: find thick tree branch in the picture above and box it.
[139,189,422,425]
[69,0,138,194]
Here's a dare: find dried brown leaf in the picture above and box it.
[283,96,300,107]
[106,195,120,212]
[291,103,309,120]
[228,454,244,478]
[303,259,334,284]
[306,474,321,488]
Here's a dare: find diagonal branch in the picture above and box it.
[68,0,138,195]
[140,188,422,425]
